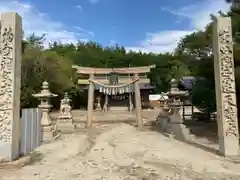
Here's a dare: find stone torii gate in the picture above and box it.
[72,65,155,128]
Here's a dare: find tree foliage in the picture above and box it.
[21,36,191,109]
[21,5,240,113]
[175,5,240,113]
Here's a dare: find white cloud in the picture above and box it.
[0,0,90,47]
[73,26,94,37]
[75,5,83,11]
[127,0,231,53]
[161,0,230,30]
[126,31,193,53]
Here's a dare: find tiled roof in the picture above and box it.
[180,76,204,90]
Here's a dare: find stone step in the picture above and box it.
[108,106,129,111]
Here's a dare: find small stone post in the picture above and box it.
[33,81,58,141]
[0,12,22,162]
[213,16,239,156]
[129,92,134,112]
[134,73,142,128]
[103,95,108,112]
[57,92,76,132]
[95,96,101,111]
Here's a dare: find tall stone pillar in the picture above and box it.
[87,74,95,128]
[213,16,239,156]
[134,74,142,127]
[0,13,22,161]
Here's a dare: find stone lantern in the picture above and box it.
[162,78,193,141]
[33,81,58,141]
[166,78,189,123]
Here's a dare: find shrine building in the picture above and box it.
[73,65,156,111]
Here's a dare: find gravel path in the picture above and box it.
[1,123,240,180]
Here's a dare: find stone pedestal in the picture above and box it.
[42,125,57,142]
[39,105,57,141]
[57,117,76,133]
[161,107,193,141]
[165,123,193,141]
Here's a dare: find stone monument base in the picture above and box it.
[57,117,76,133]
[165,123,195,141]
[95,107,102,111]
[42,125,57,141]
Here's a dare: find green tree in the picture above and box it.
[175,22,215,113]
[21,33,191,109]
[21,35,77,108]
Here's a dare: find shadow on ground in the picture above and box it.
[184,119,218,143]
[50,109,225,157]
[28,151,45,165]
[147,118,222,157]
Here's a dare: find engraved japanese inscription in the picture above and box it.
[218,27,238,137]
[0,26,14,143]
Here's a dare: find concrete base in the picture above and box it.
[42,125,57,142]
[57,118,76,133]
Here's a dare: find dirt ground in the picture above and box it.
[1,123,240,180]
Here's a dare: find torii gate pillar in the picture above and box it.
[87,74,94,128]
[134,73,143,128]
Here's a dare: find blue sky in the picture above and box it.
[0,0,230,53]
